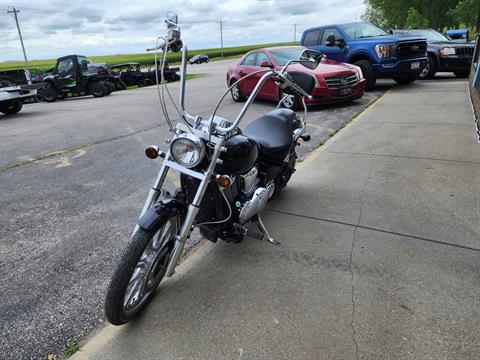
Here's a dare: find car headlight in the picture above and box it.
[170,133,205,168]
[353,65,364,80]
[375,43,396,58]
[440,47,456,57]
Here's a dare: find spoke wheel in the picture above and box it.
[122,220,175,316]
[105,216,177,325]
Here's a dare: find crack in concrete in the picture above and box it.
[348,122,381,360]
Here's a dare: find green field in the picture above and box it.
[0,42,294,74]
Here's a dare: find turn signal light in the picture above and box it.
[217,175,232,188]
[145,145,160,159]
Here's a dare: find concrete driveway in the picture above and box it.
[0,59,382,359]
[71,78,480,360]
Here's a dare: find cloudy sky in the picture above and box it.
[0,0,365,62]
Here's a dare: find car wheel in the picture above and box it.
[280,91,300,111]
[393,73,418,85]
[0,100,22,115]
[57,92,68,100]
[454,70,469,78]
[354,60,376,91]
[89,81,106,97]
[230,80,246,102]
[42,87,58,102]
[419,56,436,80]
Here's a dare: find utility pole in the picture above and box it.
[217,20,225,58]
[293,23,298,43]
[7,6,29,69]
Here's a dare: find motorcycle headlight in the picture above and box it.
[353,65,364,80]
[170,133,205,168]
[375,43,396,58]
[440,47,456,57]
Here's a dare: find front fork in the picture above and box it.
[135,139,225,277]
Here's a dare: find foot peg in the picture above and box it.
[300,134,311,142]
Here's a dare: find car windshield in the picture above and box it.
[340,23,388,39]
[402,29,449,42]
[269,48,307,66]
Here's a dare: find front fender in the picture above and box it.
[137,197,186,232]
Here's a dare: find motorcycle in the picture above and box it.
[104,12,321,325]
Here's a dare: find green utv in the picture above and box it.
[41,55,115,102]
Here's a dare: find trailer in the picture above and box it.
[0,82,42,115]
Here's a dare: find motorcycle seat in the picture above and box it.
[243,109,296,164]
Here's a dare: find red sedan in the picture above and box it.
[226,46,366,110]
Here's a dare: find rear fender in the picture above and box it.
[137,197,186,232]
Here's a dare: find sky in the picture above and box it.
[0,0,365,62]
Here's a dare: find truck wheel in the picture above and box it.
[0,100,23,115]
[89,82,106,97]
[393,74,418,85]
[354,60,376,91]
[42,88,58,103]
[454,70,469,78]
[419,56,436,79]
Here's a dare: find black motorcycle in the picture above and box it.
[104,12,321,325]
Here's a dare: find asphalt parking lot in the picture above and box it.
[0,59,384,359]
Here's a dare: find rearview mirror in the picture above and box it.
[299,49,323,69]
[166,12,178,29]
[326,34,336,47]
[260,61,273,68]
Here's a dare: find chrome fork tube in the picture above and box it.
[132,157,170,235]
[165,140,225,277]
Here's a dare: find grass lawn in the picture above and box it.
[0,42,294,74]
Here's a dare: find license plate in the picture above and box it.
[340,87,352,96]
[411,61,420,70]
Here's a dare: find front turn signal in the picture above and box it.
[217,175,232,188]
[145,145,160,159]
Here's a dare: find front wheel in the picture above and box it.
[0,100,22,115]
[230,80,246,102]
[89,81,106,97]
[354,60,376,91]
[454,70,469,78]
[393,73,418,85]
[105,217,177,325]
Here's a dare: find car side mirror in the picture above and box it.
[336,38,345,48]
[389,29,394,35]
[326,34,336,47]
[260,61,273,68]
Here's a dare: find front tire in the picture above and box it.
[89,81,106,97]
[230,79,246,102]
[0,100,22,115]
[454,70,469,78]
[419,56,436,79]
[105,218,177,325]
[393,73,418,85]
[354,60,376,90]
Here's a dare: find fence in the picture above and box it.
[469,35,480,128]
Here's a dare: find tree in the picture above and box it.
[361,4,392,28]
[405,7,430,28]
[364,0,460,30]
[448,0,480,32]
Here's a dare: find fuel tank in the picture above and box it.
[218,134,258,174]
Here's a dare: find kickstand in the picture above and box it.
[253,214,281,246]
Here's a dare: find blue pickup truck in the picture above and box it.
[300,22,428,90]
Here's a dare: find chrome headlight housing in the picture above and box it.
[375,43,396,58]
[170,133,205,168]
[440,47,456,57]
